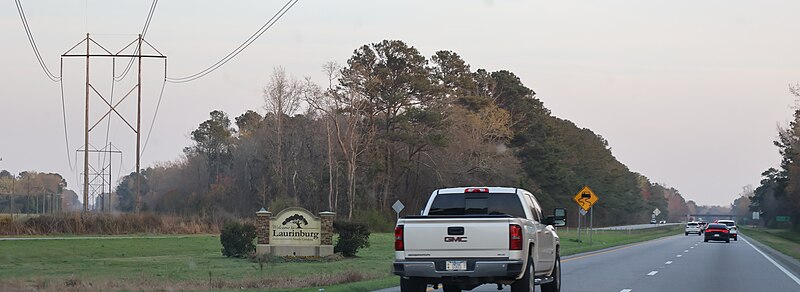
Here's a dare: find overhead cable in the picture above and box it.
[15,0,61,82]
[115,0,159,81]
[142,77,167,156]
[59,58,74,171]
[166,0,299,83]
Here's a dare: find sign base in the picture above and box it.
[257,244,334,257]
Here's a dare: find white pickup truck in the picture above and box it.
[393,187,566,292]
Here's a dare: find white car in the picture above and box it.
[717,220,738,241]
[685,222,702,236]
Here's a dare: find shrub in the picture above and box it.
[353,208,395,232]
[333,220,370,257]
[220,221,256,258]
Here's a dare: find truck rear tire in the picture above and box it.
[511,253,534,292]
[541,252,561,292]
[442,285,461,292]
[400,277,426,292]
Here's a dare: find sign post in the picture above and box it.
[573,186,599,246]
[392,200,405,221]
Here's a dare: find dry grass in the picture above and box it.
[0,270,375,292]
[0,213,228,235]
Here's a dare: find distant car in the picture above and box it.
[698,222,708,233]
[650,219,657,224]
[659,220,666,224]
[717,220,738,241]
[704,223,731,243]
[685,222,702,236]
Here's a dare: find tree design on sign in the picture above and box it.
[282,214,309,228]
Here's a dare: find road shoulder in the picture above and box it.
[742,234,800,280]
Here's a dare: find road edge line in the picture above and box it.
[742,236,800,286]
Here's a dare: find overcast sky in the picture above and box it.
[2,0,798,206]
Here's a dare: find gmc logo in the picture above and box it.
[444,236,468,242]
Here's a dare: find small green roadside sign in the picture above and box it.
[776,216,791,222]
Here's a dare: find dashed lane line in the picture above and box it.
[647,271,658,276]
[665,261,672,265]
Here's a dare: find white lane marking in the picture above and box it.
[647,271,658,276]
[684,250,689,252]
[665,261,673,265]
[742,237,800,286]
[676,254,682,257]
[621,289,632,292]
[690,247,694,249]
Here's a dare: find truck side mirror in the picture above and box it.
[552,208,567,227]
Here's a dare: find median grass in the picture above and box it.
[740,226,800,260]
[0,226,682,291]
[557,225,682,256]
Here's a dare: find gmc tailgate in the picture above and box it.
[401,216,512,259]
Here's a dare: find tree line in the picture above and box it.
[100,39,696,229]
[0,170,79,214]
[749,85,800,230]
[1,40,698,229]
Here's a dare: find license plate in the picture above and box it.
[714,234,719,237]
[446,260,467,271]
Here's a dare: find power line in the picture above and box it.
[15,0,60,82]
[59,58,74,172]
[115,0,159,81]
[166,0,299,83]
[142,78,167,156]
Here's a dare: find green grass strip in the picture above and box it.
[740,226,800,260]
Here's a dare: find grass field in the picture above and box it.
[0,225,682,291]
[0,234,394,291]
[558,225,682,256]
[740,226,800,260]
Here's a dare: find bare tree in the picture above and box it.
[305,62,373,219]
[263,67,303,198]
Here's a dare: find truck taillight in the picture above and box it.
[465,188,489,193]
[395,225,404,251]
[510,224,523,250]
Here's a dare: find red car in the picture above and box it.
[703,223,731,243]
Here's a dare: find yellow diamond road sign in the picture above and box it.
[573,186,599,212]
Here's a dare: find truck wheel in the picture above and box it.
[400,277,426,292]
[511,253,534,292]
[541,252,561,292]
[442,285,461,292]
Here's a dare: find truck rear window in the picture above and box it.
[428,193,526,218]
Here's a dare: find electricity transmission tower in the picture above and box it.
[76,143,121,212]
[62,34,165,213]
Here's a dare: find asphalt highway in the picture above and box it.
[378,234,800,292]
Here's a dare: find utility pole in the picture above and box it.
[84,33,90,211]
[136,34,142,214]
[62,34,165,213]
